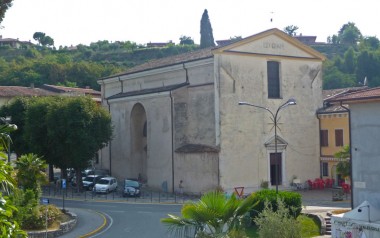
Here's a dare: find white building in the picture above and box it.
[97,28,325,194]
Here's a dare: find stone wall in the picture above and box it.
[27,212,77,238]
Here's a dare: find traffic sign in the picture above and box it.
[62,179,66,189]
[42,198,49,204]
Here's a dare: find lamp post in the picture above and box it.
[238,98,296,193]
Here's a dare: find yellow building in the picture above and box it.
[317,87,367,186]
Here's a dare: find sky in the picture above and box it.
[1,0,379,47]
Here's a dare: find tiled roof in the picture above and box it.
[0,86,56,97]
[41,84,100,96]
[102,47,214,79]
[318,87,369,113]
[323,86,368,100]
[328,87,380,103]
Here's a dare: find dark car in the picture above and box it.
[82,175,105,191]
[123,179,141,197]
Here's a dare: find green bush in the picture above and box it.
[251,189,302,218]
[13,189,63,230]
[254,198,302,238]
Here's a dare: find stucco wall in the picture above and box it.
[107,95,173,190]
[319,113,349,156]
[215,39,322,192]
[350,102,380,208]
[174,152,218,194]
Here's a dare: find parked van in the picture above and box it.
[94,177,118,193]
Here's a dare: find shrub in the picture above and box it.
[251,189,302,218]
[254,198,302,238]
[13,189,63,230]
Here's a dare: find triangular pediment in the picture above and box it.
[264,135,288,149]
[212,28,326,60]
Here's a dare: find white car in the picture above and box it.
[94,177,118,193]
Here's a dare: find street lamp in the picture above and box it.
[238,98,296,193]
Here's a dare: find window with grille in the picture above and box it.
[267,61,280,98]
[335,129,343,147]
[320,130,328,147]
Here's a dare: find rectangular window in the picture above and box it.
[322,162,328,176]
[267,61,280,98]
[320,130,328,147]
[335,129,344,147]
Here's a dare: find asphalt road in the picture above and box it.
[48,198,182,238]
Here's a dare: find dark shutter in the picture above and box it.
[320,130,328,147]
[335,129,343,146]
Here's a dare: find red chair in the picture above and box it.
[342,183,351,193]
[324,178,332,188]
[307,179,318,189]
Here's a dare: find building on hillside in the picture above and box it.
[40,84,101,102]
[329,87,380,208]
[146,41,173,48]
[0,86,56,106]
[0,35,34,49]
[97,28,326,194]
[0,85,101,107]
[317,87,368,186]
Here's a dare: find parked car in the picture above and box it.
[94,177,118,193]
[123,179,141,197]
[82,175,105,191]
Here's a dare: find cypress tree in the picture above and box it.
[200,9,215,48]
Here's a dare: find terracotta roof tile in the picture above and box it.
[104,47,214,78]
[41,84,100,96]
[328,87,380,103]
[323,86,368,100]
[0,86,57,97]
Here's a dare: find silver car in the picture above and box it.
[94,177,118,193]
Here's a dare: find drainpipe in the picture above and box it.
[340,102,353,209]
[170,91,174,193]
[118,76,123,93]
[106,98,112,176]
[316,113,322,178]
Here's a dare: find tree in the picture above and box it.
[23,96,113,188]
[0,97,31,157]
[0,0,13,24]
[15,153,47,199]
[161,191,258,237]
[334,145,350,178]
[338,22,362,45]
[200,9,215,49]
[179,35,194,45]
[33,32,54,47]
[343,47,356,74]
[283,25,299,36]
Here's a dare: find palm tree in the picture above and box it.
[0,122,17,194]
[161,191,259,238]
[15,153,47,198]
[0,122,27,237]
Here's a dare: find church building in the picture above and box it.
[97,28,326,194]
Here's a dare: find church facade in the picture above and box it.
[97,28,325,194]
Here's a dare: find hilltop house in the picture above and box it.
[97,28,326,194]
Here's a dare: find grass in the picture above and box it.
[245,214,320,238]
